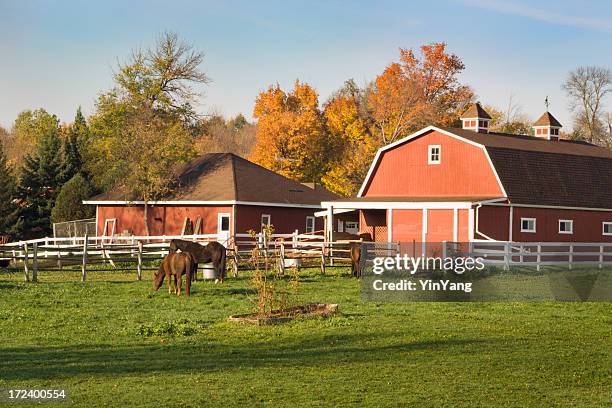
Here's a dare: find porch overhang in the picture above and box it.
[320,196,506,210]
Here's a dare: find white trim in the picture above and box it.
[422,208,428,243]
[83,200,322,209]
[520,217,536,233]
[313,208,355,217]
[558,219,573,234]
[468,208,474,241]
[603,222,612,236]
[321,200,479,210]
[217,213,231,238]
[482,202,612,212]
[356,125,507,198]
[453,208,458,242]
[428,145,441,164]
[261,214,271,227]
[508,206,514,241]
[387,208,393,242]
[305,216,315,233]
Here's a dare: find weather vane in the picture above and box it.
[545,96,549,111]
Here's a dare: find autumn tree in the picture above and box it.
[250,81,330,182]
[111,107,195,235]
[485,97,533,135]
[367,43,473,144]
[85,31,208,191]
[321,80,378,196]
[6,109,59,171]
[563,66,612,146]
[195,113,257,157]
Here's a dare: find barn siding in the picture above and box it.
[96,205,232,237]
[391,209,421,242]
[362,130,504,198]
[234,205,324,235]
[476,205,612,242]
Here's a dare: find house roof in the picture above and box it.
[357,126,612,209]
[90,153,338,206]
[460,102,492,119]
[533,111,562,127]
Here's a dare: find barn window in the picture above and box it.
[558,220,573,234]
[305,216,315,233]
[520,218,536,233]
[428,145,441,164]
[261,214,271,228]
[603,222,612,236]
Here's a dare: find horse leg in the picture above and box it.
[176,272,182,297]
[167,272,172,294]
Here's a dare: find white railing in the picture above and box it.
[450,241,612,270]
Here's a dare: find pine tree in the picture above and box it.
[18,127,65,237]
[0,145,20,237]
[51,173,95,223]
[61,107,87,182]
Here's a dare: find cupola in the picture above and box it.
[460,102,491,133]
[533,111,562,141]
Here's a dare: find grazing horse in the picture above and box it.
[349,233,372,278]
[169,239,227,283]
[153,252,195,296]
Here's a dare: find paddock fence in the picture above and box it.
[0,231,361,282]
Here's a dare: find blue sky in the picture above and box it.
[1,0,611,130]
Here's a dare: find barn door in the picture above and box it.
[217,213,230,244]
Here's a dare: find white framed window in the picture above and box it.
[603,222,612,236]
[428,145,441,164]
[345,221,359,234]
[305,216,315,233]
[558,219,573,234]
[520,218,536,233]
[337,220,344,233]
[261,214,271,228]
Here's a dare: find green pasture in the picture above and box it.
[0,266,610,407]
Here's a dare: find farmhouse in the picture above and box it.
[84,153,338,240]
[321,103,612,244]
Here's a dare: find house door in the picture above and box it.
[217,213,230,244]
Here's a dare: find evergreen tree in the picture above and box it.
[62,107,87,182]
[51,173,95,223]
[18,127,65,237]
[0,146,20,237]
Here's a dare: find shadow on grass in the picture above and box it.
[0,335,495,381]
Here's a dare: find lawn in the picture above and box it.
[0,267,610,407]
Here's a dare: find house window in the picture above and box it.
[345,221,359,235]
[479,120,488,128]
[520,218,536,233]
[559,220,573,234]
[603,222,612,236]
[428,145,441,164]
[306,216,315,233]
[261,214,271,228]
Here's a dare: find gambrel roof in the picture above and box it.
[359,126,612,209]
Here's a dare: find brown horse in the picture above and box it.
[153,252,195,296]
[349,233,372,278]
[169,239,227,283]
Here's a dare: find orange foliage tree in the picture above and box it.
[367,42,473,144]
[250,81,330,182]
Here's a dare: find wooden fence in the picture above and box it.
[0,231,360,282]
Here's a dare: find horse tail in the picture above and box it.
[185,253,193,297]
[219,245,227,282]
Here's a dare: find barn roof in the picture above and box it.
[90,153,338,206]
[357,126,612,209]
[533,111,562,127]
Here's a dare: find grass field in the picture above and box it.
[0,267,611,407]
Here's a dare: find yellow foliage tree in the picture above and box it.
[250,81,330,182]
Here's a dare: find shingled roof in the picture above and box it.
[534,111,562,127]
[92,153,339,205]
[460,102,492,119]
[440,127,612,208]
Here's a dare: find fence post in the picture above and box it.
[44,238,48,258]
[599,245,604,269]
[504,242,510,270]
[57,244,63,270]
[137,241,143,281]
[81,233,88,282]
[232,251,239,278]
[519,243,523,264]
[320,248,326,275]
[568,244,573,270]
[278,241,285,276]
[32,242,38,283]
[536,243,541,272]
[23,243,29,282]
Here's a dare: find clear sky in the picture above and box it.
[1,0,611,130]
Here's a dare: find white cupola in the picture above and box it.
[460,102,491,133]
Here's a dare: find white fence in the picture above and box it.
[453,240,612,270]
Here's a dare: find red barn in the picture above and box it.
[321,103,612,244]
[84,153,337,241]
